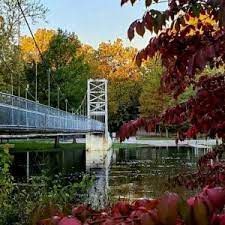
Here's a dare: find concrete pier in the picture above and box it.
[86,133,112,169]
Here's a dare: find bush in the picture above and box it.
[0,145,94,225]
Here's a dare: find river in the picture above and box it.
[10,144,208,200]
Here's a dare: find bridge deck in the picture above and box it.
[0,92,104,133]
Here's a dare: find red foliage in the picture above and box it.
[72,205,94,223]
[58,217,81,225]
[38,188,225,225]
[118,0,225,142]
[119,74,225,142]
[118,117,156,142]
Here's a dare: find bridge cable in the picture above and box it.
[75,93,87,115]
[17,0,74,111]
[0,53,35,100]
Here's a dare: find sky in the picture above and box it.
[22,0,167,50]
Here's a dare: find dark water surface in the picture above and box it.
[109,146,207,200]
[10,144,207,200]
[10,148,85,182]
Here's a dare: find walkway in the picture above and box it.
[0,92,104,133]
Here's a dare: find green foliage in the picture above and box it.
[0,142,93,225]
[0,145,14,225]
[139,56,169,118]
[0,32,25,94]
[109,79,141,132]
[139,56,197,118]
[0,0,47,40]
[15,172,94,225]
[0,168,94,225]
[25,29,90,110]
[0,0,47,96]
[169,85,195,106]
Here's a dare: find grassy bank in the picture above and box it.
[8,141,85,152]
[4,140,151,152]
[113,143,149,149]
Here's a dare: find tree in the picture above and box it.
[0,27,24,94]
[93,39,142,132]
[0,0,47,41]
[0,0,48,96]
[20,28,55,63]
[78,44,99,78]
[31,29,90,110]
[139,56,169,118]
[119,0,225,141]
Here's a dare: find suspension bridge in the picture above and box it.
[0,79,112,168]
[0,79,108,136]
[0,1,112,170]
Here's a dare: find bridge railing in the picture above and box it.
[0,92,104,132]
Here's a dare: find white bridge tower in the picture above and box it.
[87,79,108,135]
[86,79,112,169]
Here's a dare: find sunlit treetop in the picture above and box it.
[96,39,140,81]
[20,28,56,63]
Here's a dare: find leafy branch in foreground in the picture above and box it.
[38,186,225,225]
[119,0,225,142]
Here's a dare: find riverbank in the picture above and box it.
[4,136,220,152]
[113,143,149,148]
[7,141,85,152]
[5,140,149,152]
[122,137,220,148]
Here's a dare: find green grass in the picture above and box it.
[8,141,85,152]
[113,143,149,149]
[7,140,151,152]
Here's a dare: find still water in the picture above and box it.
[109,146,207,200]
[10,145,207,199]
[10,148,85,182]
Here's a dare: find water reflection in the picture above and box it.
[10,148,85,182]
[109,146,206,200]
[10,145,208,203]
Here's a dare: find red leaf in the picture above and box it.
[205,187,225,212]
[140,213,155,225]
[111,202,132,217]
[133,199,158,210]
[145,0,152,7]
[121,0,129,6]
[136,21,145,37]
[72,205,93,223]
[144,12,153,31]
[58,217,82,225]
[128,20,138,41]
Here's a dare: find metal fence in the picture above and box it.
[0,92,104,133]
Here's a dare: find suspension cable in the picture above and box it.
[0,53,35,100]
[75,93,87,115]
[17,0,73,111]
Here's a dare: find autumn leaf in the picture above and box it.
[136,21,145,37]
[145,0,152,7]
